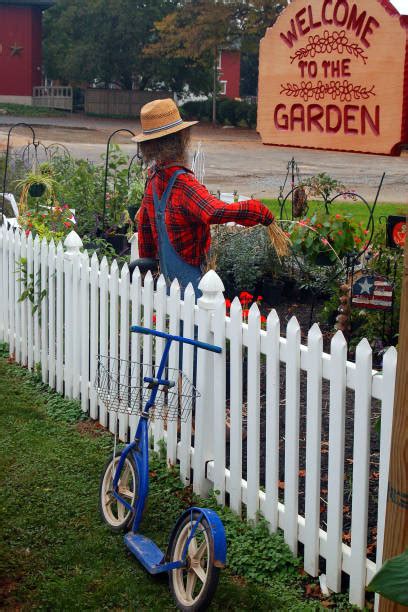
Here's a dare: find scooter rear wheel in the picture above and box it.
[168,511,220,611]
[99,451,138,533]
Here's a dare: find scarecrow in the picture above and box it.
[133,98,288,296]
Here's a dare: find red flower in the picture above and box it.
[335,214,342,220]
[337,230,343,236]
[256,295,263,302]
[25,229,30,237]
[225,298,231,308]
[63,221,71,228]
[239,291,253,303]
[260,315,267,323]
[242,309,249,318]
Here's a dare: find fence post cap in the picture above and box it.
[198,269,224,310]
[64,230,83,259]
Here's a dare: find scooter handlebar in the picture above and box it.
[130,325,222,353]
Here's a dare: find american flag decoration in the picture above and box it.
[351,273,393,311]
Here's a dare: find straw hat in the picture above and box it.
[132,98,197,143]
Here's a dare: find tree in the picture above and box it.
[145,0,286,117]
[145,0,243,124]
[240,0,287,96]
[43,0,176,89]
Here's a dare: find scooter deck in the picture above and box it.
[124,533,165,573]
[124,532,185,575]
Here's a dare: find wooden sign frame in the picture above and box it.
[258,0,408,155]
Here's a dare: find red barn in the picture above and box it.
[218,49,241,99]
[0,0,53,104]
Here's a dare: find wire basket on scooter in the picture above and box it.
[95,356,199,423]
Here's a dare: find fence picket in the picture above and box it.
[119,263,130,441]
[326,330,348,592]
[48,240,56,389]
[229,297,243,515]
[130,268,142,439]
[71,250,81,399]
[55,242,64,393]
[14,231,21,363]
[153,275,167,451]
[26,233,34,370]
[0,226,6,342]
[375,346,397,609]
[167,279,181,465]
[99,257,109,426]
[304,323,323,576]
[40,238,49,383]
[8,231,15,356]
[63,251,73,398]
[89,254,99,420]
[349,339,372,606]
[20,232,28,366]
[109,260,119,435]
[1,226,9,345]
[284,316,301,554]
[213,296,226,505]
[247,303,261,521]
[142,271,154,368]
[264,309,280,532]
[80,251,90,412]
[33,235,41,367]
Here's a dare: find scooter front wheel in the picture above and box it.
[99,451,138,533]
[168,511,220,611]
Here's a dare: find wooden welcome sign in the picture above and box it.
[258,0,408,154]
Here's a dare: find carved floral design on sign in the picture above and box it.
[290,30,368,64]
[280,79,376,102]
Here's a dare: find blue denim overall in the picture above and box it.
[152,169,202,298]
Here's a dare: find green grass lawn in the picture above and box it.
[0,103,67,118]
[262,199,407,226]
[0,350,329,611]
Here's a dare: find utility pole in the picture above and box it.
[212,47,218,128]
[378,221,408,611]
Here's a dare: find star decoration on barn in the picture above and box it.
[10,42,23,56]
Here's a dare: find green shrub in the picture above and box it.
[181,98,257,128]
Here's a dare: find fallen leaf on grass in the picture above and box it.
[305,583,321,598]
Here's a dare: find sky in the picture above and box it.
[389,0,408,14]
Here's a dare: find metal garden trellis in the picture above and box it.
[101,128,136,231]
[1,121,72,222]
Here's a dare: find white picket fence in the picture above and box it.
[0,225,397,608]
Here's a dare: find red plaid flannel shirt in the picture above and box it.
[138,165,273,266]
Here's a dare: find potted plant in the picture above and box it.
[288,211,366,266]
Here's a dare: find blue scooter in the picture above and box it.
[97,325,226,611]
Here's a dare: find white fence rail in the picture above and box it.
[0,226,397,607]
